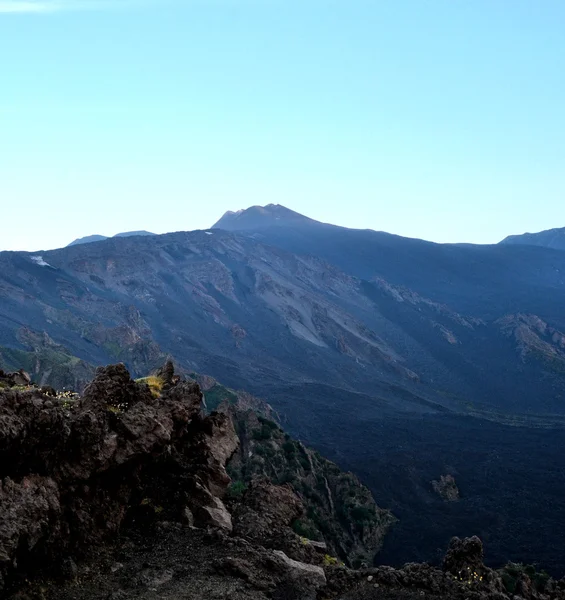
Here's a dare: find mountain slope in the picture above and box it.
[0,230,448,413]
[212,206,565,327]
[1,228,565,416]
[500,226,565,252]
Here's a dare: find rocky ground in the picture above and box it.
[1,364,564,600]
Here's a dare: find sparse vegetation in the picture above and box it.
[323,554,340,566]
[226,480,248,500]
[136,375,164,398]
[202,384,239,412]
[291,518,322,541]
[350,505,377,525]
[499,562,550,594]
[257,415,279,430]
[252,423,273,441]
[225,400,395,566]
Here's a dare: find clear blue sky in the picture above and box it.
[1,0,564,251]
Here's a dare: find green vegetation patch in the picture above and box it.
[202,383,239,412]
[226,480,248,500]
[500,563,550,594]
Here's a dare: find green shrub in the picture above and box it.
[252,424,273,440]
[255,444,276,458]
[533,571,550,592]
[501,571,517,594]
[277,471,296,485]
[350,505,375,524]
[500,563,551,594]
[283,440,296,455]
[258,416,279,430]
[292,518,322,541]
[226,481,248,500]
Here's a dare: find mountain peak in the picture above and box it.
[212,204,319,231]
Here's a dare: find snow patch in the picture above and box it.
[31,255,52,267]
[205,232,214,235]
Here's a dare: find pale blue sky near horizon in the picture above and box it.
[1,0,564,252]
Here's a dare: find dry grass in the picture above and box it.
[136,375,164,398]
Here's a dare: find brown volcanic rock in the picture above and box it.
[0,369,32,388]
[231,478,326,567]
[182,411,239,530]
[0,362,235,594]
[0,475,62,583]
[233,478,303,542]
[443,535,485,576]
[81,363,153,411]
[14,529,565,600]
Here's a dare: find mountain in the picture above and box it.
[67,234,109,246]
[3,227,565,416]
[67,230,155,247]
[1,209,565,573]
[113,230,156,238]
[500,227,565,252]
[212,206,565,325]
[213,203,322,231]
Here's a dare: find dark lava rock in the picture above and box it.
[0,369,32,388]
[0,362,235,594]
[443,535,485,577]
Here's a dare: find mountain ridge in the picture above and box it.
[67,230,156,247]
[500,226,565,251]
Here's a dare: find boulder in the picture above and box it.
[233,478,303,543]
[443,535,485,577]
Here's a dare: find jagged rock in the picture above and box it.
[0,363,234,591]
[0,475,62,591]
[305,539,328,552]
[272,549,326,592]
[0,369,32,388]
[226,406,395,566]
[186,479,233,531]
[59,557,78,581]
[82,363,152,411]
[443,535,485,577]
[153,360,177,391]
[514,573,533,598]
[432,474,460,502]
[231,478,324,565]
[233,478,303,542]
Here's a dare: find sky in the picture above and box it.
[1,0,564,251]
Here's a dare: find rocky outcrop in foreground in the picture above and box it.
[1,364,564,600]
[0,363,235,594]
